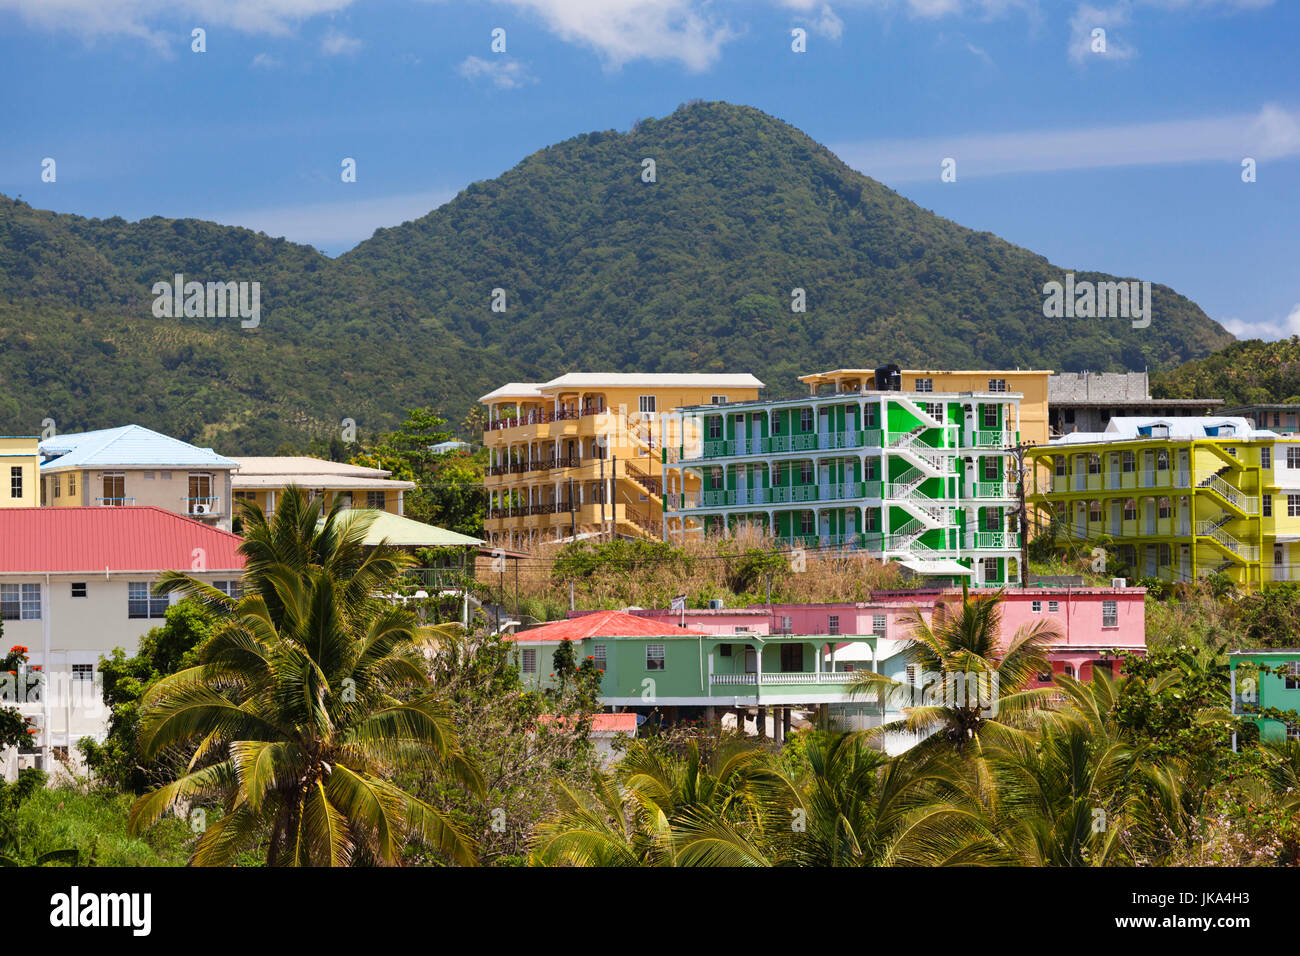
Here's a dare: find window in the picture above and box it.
[1048,600,1060,613]
[1264,494,1273,517]
[70,582,87,598]
[1289,447,1300,469]
[521,648,537,673]
[1054,456,1066,477]
[799,462,813,484]
[1158,498,1171,519]
[592,644,607,671]
[800,408,813,432]
[189,472,213,511]
[982,405,999,429]
[915,378,933,392]
[143,471,154,480]
[66,473,76,497]
[988,379,1007,393]
[9,466,21,499]
[213,580,245,600]
[772,413,783,435]
[1263,447,1272,469]
[925,402,943,419]
[1123,499,1137,521]
[1281,661,1300,690]
[711,395,727,405]
[1031,600,1043,613]
[72,664,94,683]
[710,466,723,488]
[872,614,886,636]
[983,458,1000,480]
[102,472,125,505]
[1088,454,1101,475]
[1156,450,1169,471]
[1121,451,1135,473]
[719,643,733,656]
[707,417,722,440]
[800,512,814,535]
[53,475,60,498]
[128,582,169,619]
[646,644,666,671]
[780,643,804,672]
[366,490,386,509]
[638,396,657,414]
[1102,600,1118,628]
[780,615,793,634]
[828,615,840,635]
[1288,722,1300,742]
[863,405,876,428]
[1089,501,1102,522]
[0,583,40,621]
[1290,495,1300,519]
[982,557,999,580]
[1158,543,1171,567]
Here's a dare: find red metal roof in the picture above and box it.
[537,713,638,733]
[0,507,245,573]
[511,609,707,642]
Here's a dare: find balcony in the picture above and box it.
[710,672,859,687]
[187,496,222,516]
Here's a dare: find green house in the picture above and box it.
[1229,648,1300,747]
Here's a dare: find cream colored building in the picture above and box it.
[229,457,415,519]
[481,373,764,546]
[39,425,237,532]
[0,506,245,780]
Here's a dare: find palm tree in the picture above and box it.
[128,488,482,866]
[784,732,1005,866]
[851,587,1062,754]
[531,738,795,866]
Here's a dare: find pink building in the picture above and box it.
[570,585,1146,684]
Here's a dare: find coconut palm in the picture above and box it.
[531,738,795,866]
[784,732,1005,866]
[851,587,1062,754]
[128,488,482,866]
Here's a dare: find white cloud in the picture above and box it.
[320,27,360,55]
[830,104,1300,181]
[1221,304,1300,341]
[457,55,537,89]
[1068,2,1136,64]
[250,52,281,68]
[0,0,354,51]
[204,188,458,253]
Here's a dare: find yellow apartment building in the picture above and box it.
[481,373,764,546]
[1,437,40,508]
[1028,416,1300,588]
[229,457,415,518]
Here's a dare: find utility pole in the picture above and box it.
[599,456,606,542]
[1014,442,1031,588]
[568,476,576,540]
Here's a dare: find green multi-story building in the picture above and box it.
[1027,416,1300,588]
[659,375,1026,587]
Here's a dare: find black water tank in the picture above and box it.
[874,364,901,391]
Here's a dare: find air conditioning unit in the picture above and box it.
[708,599,725,610]
[1111,577,1127,589]
[192,503,210,516]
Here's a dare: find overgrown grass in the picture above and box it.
[11,785,195,866]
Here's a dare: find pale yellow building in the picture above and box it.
[798,368,1051,447]
[481,373,764,546]
[229,457,415,518]
[0,436,40,507]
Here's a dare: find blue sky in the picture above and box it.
[1,0,1296,342]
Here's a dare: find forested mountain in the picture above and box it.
[1152,337,1300,405]
[0,101,1235,453]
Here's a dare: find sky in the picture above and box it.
[0,0,1296,342]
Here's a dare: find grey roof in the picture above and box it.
[40,425,237,471]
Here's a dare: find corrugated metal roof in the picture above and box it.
[510,609,707,642]
[0,507,245,573]
[344,510,481,547]
[40,425,237,470]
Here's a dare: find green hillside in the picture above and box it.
[0,101,1234,452]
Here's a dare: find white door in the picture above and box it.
[736,464,747,503]
[819,463,832,500]
[751,416,763,454]
[1275,544,1287,581]
[734,415,746,455]
[819,512,831,546]
[1145,500,1156,534]
[1111,499,1122,534]
[819,408,832,449]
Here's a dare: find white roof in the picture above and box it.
[898,558,975,577]
[479,373,763,403]
[1051,416,1277,445]
[230,457,415,491]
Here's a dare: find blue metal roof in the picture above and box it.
[39,425,237,471]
